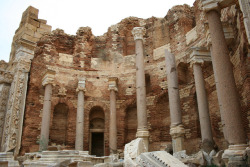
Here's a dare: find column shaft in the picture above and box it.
[109,90,117,154]
[75,90,84,150]
[193,63,213,152]
[40,84,52,151]
[135,39,147,131]
[207,10,246,144]
[165,51,182,126]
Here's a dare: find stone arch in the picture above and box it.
[150,91,171,151]
[124,103,137,144]
[177,62,192,86]
[50,103,69,145]
[84,101,109,156]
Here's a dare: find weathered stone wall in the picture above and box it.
[12,0,250,156]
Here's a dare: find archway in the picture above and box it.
[50,103,69,145]
[89,106,105,156]
[125,106,137,144]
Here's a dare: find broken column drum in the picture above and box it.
[75,78,86,151]
[40,72,55,151]
[132,27,149,151]
[165,50,185,153]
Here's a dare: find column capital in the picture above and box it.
[132,27,146,41]
[0,70,13,84]
[42,71,55,86]
[108,77,118,92]
[76,78,86,92]
[170,124,185,139]
[190,47,211,65]
[202,0,221,12]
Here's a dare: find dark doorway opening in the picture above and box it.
[91,132,104,156]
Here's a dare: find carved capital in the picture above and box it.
[108,77,118,92]
[76,78,86,92]
[42,71,55,86]
[170,124,185,139]
[0,70,13,84]
[202,0,221,12]
[190,47,211,65]
[132,27,146,41]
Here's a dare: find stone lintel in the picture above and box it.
[190,47,211,65]
[15,38,37,51]
[108,77,118,92]
[170,124,185,139]
[0,70,13,84]
[42,71,55,86]
[15,45,34,61]
[202,0,235,12]
[77,77,86,92]
[132,27,146,41]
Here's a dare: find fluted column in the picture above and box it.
[75,78,86,151]
[108,77,118,155]
[190,47,214,153]
[132,27,149,151]
[202,0,247,165]
[165,50,185,153]
[40,71,55,151]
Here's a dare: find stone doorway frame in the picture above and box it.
[89,129,105,156]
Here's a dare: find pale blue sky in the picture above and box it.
[0,0,195,62]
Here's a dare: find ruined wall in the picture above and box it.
[18,0,250,156]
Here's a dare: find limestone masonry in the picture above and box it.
[0,0,249,166]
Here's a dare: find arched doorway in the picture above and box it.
[125,106,137,144]
[50,103,69,145]
[89,106,105,156]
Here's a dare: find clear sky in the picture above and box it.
[0,0,195,62]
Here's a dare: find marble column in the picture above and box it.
[132,27,149,151]
[75,78,86,151]
[165,50,185,153]
[190,47,214,153]
[39,71,55,151]
[202,0,247,165]
[108,77,118,155]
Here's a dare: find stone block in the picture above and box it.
[21,33,39,43]
[153,43,171,60]
[39,23,52,32]
[39,19,47,24]
[24,23,37,32]
[186,27,198,45]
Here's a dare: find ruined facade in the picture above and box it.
[0,0,249,166]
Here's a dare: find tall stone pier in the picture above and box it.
[75,78,86,151]
[165,50,185,153]
[190,47,214,153]
[40,71,55,151]
[132,27,149,151]
[202,0,247,165]
[108,77,118,155]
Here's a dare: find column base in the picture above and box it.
[136,130,149,152]
[170,125,185,153]
[222,144,248,166]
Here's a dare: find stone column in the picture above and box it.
[132,27,149,151]
[108,77,118,155]
[75,78,86,151]
[165,50,185,153]
[190,47,214,153]
[202,0,247,165]
[39,71,55,151]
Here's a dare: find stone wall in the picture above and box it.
[0,0,248,157]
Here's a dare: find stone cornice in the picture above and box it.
[132,27,146,41]
[42,71,55,86]
[108,77,118,92]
